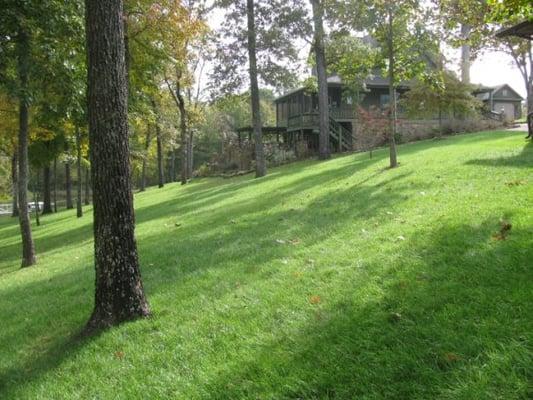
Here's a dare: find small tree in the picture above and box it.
[401,71,481,137]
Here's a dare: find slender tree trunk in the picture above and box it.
[65,160,73,209]
[85,0,150,333]
[11,153,19,217]
[16,28,36,268]
[42,164,52,214]
[156,123,164,188]
[187,130,194,179]
[76,126,83,218]
[53,157,58,212]
[387,10,398,168]
[174,79,189,185]
[247,0,267,177]
[311,0,330,160]
[33,171,40,227]
[84,166,90,205]
[170,149,177,182]
[460,24,471,84]
[140,129,151,192]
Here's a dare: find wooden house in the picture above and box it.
[273,74,409,152]
[473,84,524,120]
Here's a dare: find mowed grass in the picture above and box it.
[0,131,532,399]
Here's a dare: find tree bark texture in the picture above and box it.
[247,0,267,177]
[16,28,36,267]
[42,164,53,214]
[11,153,19,217]
[311,0,330,160]
[140,129,151,192]
[84,166,90,205]
[53,158,58,212]
[85,0,150,332]
[76,127,83,218]
[460,24,471,84]
[155,122,164,188]
[65,160,73,209]
[387,10,398,168]
[175,78,189,184]
[187,130,193,179]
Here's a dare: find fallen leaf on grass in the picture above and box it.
[114,351,125,360]
[492,219,512,241]
[289,238,301,245]
[309,295,321,305]
[505,180,526,187]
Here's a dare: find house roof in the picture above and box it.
[274,74,410,102]
[473,84,524,101]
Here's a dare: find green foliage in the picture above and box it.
[211,0,312,95]
[326,35,378,101]
[401,71,482,119]
[0,131,531,398]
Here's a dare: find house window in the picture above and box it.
[380,94,390,109]
[502,89,508,96]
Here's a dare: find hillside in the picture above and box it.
[0,131,532,399]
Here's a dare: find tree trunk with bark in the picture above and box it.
[174,79,189,185]
[387,10,398,168]
[33,171,40,227]
[156,123,164,188]
[11,153,19,217]
[85,0,150,333]
[76,126,83,218]
[311,0,330,160]
[65,160,73,209]
[53,157,58,212]
[169,149,177,183]
[16,28,36,268]
[460,24,471,84]
[84,166,90,205]
[140,129,151,192]
[42,164,53,214]
[247,0,267,177]
[187,130,193,179]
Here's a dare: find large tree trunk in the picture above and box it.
[65,160,73,209]
[84,166,90,205]
[16,28,36,268]
[247,0,267,177]
[85,0,150,333]
[11,153,19,217]
[76,126,83,218]
[311,0,330,160]
[53,157,58,212]
[387,10,398,168]
[460,24,471,84]
[42,164,53,214]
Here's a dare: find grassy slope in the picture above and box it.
[0,131,532,399]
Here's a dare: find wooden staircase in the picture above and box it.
[328,117,352,152]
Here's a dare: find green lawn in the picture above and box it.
[0,131,532,399]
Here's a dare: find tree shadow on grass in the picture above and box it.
[0,162,418,398]
[199,219,532,399]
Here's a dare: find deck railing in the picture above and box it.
[285,106,356,130]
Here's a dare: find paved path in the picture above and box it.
[507,123,528,132]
